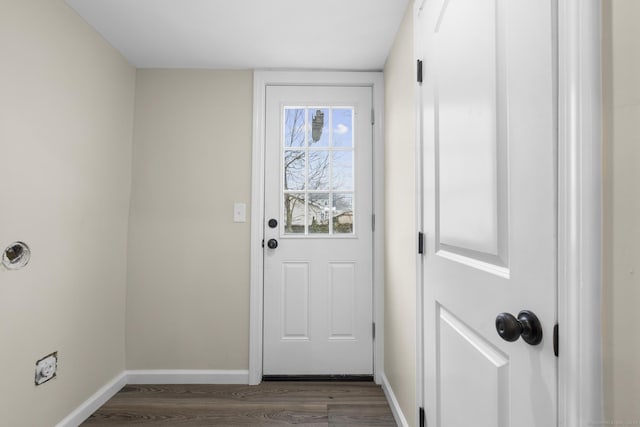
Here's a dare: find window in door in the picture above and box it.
[282,106,355,236]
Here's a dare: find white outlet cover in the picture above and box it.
[35,353,57,385]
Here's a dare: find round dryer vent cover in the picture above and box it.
[2,241,31,270]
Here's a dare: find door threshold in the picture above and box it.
[262,375,374,382]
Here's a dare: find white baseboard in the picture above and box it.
[381,373,410,427]
[126,369,249,384]
[55,372,127,427]
[56,369,249,426]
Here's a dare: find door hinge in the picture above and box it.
[418,232,425,255]
[372,323,376,339]
[371,108,375,125]
[417,59,423,83]
[419,407,426,427]
[553,324,559,357]
[372,214,376,231]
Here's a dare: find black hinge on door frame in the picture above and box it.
[553,324,559,357]
[418,232,425,255]
[417,59,423,83]
[419,407,426,427]
[372,323,376,339]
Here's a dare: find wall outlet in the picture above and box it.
[35,352,57,385]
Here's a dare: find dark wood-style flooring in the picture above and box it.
[82,382,397,426]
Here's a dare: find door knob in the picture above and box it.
[495,310,543,345]
[267,239,278,249]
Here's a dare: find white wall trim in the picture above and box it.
[557,0,604,426]
[249,71,267,385]
[250,70,385,385]
[56,370,250,426]
[126,369,249,385]
[55,372,127,427]
[381,373,410,427]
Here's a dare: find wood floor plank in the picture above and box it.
[112,383,388,404]
[327,404,396,426]
[84,405,329,426]
[82,382,396,426]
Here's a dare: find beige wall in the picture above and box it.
[0,2,413,423]
[602,1,640,424]
[126,70,253,369]
[0,1,135,426]
[384,5,417,427]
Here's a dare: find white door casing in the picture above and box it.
[419,0,557,426]
[249,72,384,385]
[556,0,604,425]
[262,85,374,375]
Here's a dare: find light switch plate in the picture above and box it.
[233,203,246,222]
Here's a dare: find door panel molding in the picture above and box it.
[437,304,509,427]
[328,262,357,340]
[280,262,310,340]
[250,71,385,385]
[433,0,509,268]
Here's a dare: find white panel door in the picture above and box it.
[419,0,557,425]
[263,85,373,375]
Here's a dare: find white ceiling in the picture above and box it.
[65,0,410,70]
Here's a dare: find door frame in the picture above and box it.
[414,0,603,425]
[557,0,603,425]
[249,71,385,385]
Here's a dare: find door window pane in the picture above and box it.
[284,150,306,190]
[308,151,330,190]
[332,108,353,148]
[333,194,354,234]
[308,108,330,147]
[284,193,305,234]
[309,193,330,234]
[284,108,306,148]
[332,151,353,191]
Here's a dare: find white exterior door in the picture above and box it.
[418,0,557,425]
[263,85,374,376]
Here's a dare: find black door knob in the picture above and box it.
[495,310,543,345]
[267,239,278,249]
